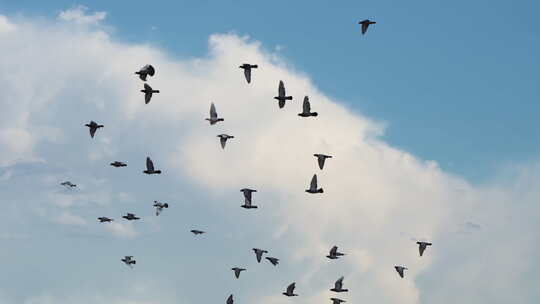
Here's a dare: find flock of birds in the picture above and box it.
[60,20,434,303]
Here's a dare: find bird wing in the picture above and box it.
[146,157,155,171]
[244,68,251,83]
[255,250,262,262]
[210,103,217,119]
[335,277,344,289]
[287,283,296,294]
[243,190,252,203]
[419,243,426,256]
[318,156,325,170]
[303,96,310,113]
[220,136,227,149]
[146,65,155,76]
[278,80,285,97]
[362,23,369,34]
[227,295,233,304]
[89,126,96,138]
[145,91,152,104]
[330,246,338,256]
[310,174,318,190]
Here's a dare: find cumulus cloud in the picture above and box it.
[54,211,87,226]
[103,222,138,239]
[58,5,106,25]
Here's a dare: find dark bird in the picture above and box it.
[85,121,103,138]
[305,174,323,194]
[98,217,113,223]
[298,96,318,117]
[314,154,333,170]
[274,80,293,109]
[240,188,258,209]
[226,294,233,304]
[143,157,162,174]
[283,282,298,297]
[358,19,376,35]
[326,246,345,259]
[266,257,279,266]
[217,134,234,149]
[121,256,136,268]
[395,266,407,278]
[135,64,155,81]
[206,102,224,125]
[253,248,268,263]
[330,276,348,292]
[417,241,432,257]
[232,267,246,279]
[153,200,169,216]
[110,161,127,167]
[191,229,205,235]
[141,83,160,104]
[239,63,258,84]
[60,181,77,188]
[122,213,140,221]
[331,298,346,304]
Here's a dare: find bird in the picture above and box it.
[153,200,169,216]
[283,282,298,297]
[240,188,258,209]
[143,157,162,174]
[274,80,293,109]
[217,134,234,149]
[141,83,160,104]
[417,241,432,257]
[305,174,323,193]
[395,266,407,278]
[314,154,333,170]
[85,121,103,138]
[226,294,234,304]
[266,257,279,266]
[358,19,376,35]
[298,96,318,117]
[60,181,77,188]
[331,298,346,304]
[252,248,268,263]
[121,256,136,268]
[326,246,345,259]
[98,217,113,223]
[206,102,224,125]
[110,161,127,167]
[239,63,258,83]
[122,213,140,221]
[190,229,205,235]
[135,64,155,81]
[330,276,348,292]
[231,267,246,278]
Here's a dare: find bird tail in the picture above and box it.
[152,90,160,93]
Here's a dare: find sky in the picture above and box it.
[0,1,539,304]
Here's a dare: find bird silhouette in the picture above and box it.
[274,80,293,108]
[135,64,155,81]
[283,282,298,296]
[206,102,224,125]
[358,19,376,34]
[141,83,160,104]
[239,64,258,83]
[85,121,103,138]
[305,174,323,193]
[298,96,318,117]
[143,157,162,174]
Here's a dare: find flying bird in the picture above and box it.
[135,64,155,81]
[417,241,432,257]
[358,19,376,35]
[274,80,293,109]
[98,217,113,223]
[326,246,345,259]
[143,157,162,174]
[226,294,234,304]
[330,276,348,292]
[153,200,169,216]
[305,174,323,194]
[206,103,224,125]
[60,181,77,188]
[265,257,279,266]
[121,256,136,268]
[239,63,258,83]
[283,282,298,297]
[298,96,318,117]
[190,229,205,235]
[331,298,346,304]
[395,266,407,278]
[110,161,127,167]
[240,188,258,209]
[217,134,234,149]
[122,213,140,221]
[314,154,332,170]
[85,121,103,138]
[252,248,268,263]
[232,267,246,278]
[141,83,160,104]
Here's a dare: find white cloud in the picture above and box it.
[58,5,106,25]
[0,15,16,33]
[103,221,138,239]
[54,211,87,226]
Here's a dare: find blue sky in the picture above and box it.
[3,0,540,182]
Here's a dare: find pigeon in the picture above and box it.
[252,248,268,263]
[274,80,293,109]
[206,103,224,125]
[283,282,298,297]
[395,266,407,278]
[305,174,323,193]
[314,154,332,170]
[121,256,136,268]
[122,213,140,221]
[331,298,346,304]
[143,157,162,174]
[298,96,318,117]
[60,181,77,188]
[239,64,258,83]
[191,229,205,235]
[326,246,345,259]
[110,161,127,167]
[240,188,258,209]
[417,241,432,257]
[330,276,348,292]
[226,294,234,304]
[98,217,113,223]
[85,121,103,138]
[153,200,169,216]
[141,83,160,104]
[135,64,155,81]
[217,134,234,149]
[358,19,376,35]
[232,267,246,278]
[266,257,279,266]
